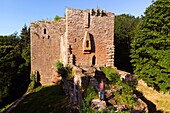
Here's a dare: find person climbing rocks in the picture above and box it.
[99,79,105,101]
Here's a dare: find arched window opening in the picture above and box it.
[92,55,96,65]
[44,28,46,34]
[48,35,50,39]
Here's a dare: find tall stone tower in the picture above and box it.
[30,8,115,85]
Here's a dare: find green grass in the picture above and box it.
[100,66,120,83]
[0,102,14,113]
[9,84,71,113]
[100,67,138,110]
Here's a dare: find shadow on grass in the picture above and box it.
[8,84,71,113]
[134,90,164,113]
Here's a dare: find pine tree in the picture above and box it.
[131,0,170,92]
[20,25,30,65]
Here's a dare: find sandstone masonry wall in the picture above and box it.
[30,8,115,85]
[30,20,65,85]
[66,8,114,67]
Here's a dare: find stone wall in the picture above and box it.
[30,8,115,85]
[30,20,65,85]
[66,8,114,67]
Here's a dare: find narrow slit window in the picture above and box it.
[86,40,89,47]
[44,28,46,34]
[92,55,96,65]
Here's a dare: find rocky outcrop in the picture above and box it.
[52,72,62,84]
[118,70,138,88]
[132,98,148,113]
[62,66,149,113]
[63,66,96,108]
[81,66,96,77]
[91,99,106,111]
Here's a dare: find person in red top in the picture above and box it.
[99,80,105,100]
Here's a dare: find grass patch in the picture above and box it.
[137,82,170,112]
[9,84,71,113]
[114,84,137,108]
[100,66,120,83]
[0,102,14,113]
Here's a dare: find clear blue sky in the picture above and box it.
[0,0,152,36]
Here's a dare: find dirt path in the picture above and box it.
[137,80,170,113]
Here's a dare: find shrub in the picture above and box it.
[114,82,137,109]
[56,61,73,79]
[27,72,41,93]
[80,85,98,113]
[100,67,137,110]
[54,15,61,22]
[56,61,65,75]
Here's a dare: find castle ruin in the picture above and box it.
[30,8,115,85]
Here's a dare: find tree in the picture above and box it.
[0,34,20,107]
[14,24,30,97]
[130,0,170,92]
[114,14,140,72]
[19,25,30,48]
[0,25,31,108]
[19,25,30,65]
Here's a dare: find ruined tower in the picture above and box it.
[30,8,115,85]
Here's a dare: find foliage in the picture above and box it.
[100,67,137,88]
[114,82,137,108]
[0,102,14,113]
[56,61,73,78]
[0,34,21,108]
[100,66,120,83]
[130,0,170,93]
[27,73,41,93]
[80,85,98,113]
[27,74,36,92]
[56,61,65,75]
[54,15,61,22]
[0,25,30,108]
[100,67,137,111]
[114,14,140,73]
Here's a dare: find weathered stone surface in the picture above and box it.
[113,105,128,112]
[52,73,62,84]
[82,66,96,77]
[91,99,106,111]
[30,20,65,85]
[66,8,114,67]
[108,98,116,106]
[30,8,115,85]
[132,97,148,113]
[118,70,138,87]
